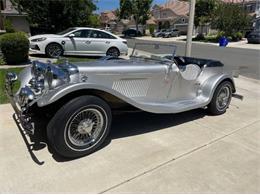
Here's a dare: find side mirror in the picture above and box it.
[68,34,75,38]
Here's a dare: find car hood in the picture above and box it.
[29,34,63,40]
[73,59,167,74]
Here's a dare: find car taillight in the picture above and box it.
[123,41,127,45]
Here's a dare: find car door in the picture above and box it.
[167,63,200,101]
[64,29,91,55]
[87,30,117,55]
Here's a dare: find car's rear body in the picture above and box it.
[247,30,260,44]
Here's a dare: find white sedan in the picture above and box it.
[29,27,128,58]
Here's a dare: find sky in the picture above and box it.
[95,0,167,13]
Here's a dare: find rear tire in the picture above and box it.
[47,95,112,158]
[208,81,233,115]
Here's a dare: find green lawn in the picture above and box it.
[0,68,23,104]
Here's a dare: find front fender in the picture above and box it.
[201,73,235,104]
[36,82,139,108]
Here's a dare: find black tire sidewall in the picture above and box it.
[106,47,119,57]
[47,95,112,158]
[208,81,232,115]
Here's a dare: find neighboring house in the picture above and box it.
[151,0,190,34]
[100,11,145,33]
[0,0,30,34]
[100,10,117,31]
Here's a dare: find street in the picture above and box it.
[127,38,260,80]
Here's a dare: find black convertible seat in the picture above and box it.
[174,56,224,68]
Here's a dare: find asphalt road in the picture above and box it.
[127,39,260,80]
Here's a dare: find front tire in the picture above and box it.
[47,95,112,158]
[106,47,120,57]
[45,43,63,58]
[208,81,233,115]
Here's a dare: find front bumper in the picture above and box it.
[29,43,45,55]
[5,73,35,134]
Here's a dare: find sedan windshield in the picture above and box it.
[57,28,76,35]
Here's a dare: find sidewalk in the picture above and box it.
[136,36,260,50]
[0,75,259,193]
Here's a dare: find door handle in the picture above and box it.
[105,41,110,44]
[85,41,91,44]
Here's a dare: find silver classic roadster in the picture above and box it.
[5,43,238,158]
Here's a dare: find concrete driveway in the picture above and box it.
[0,76,259,193]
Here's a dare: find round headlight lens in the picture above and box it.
[31,61,48,77]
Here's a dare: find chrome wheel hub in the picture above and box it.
[77,119,94,134]
[67,108,104,147]
[216,86,230,111]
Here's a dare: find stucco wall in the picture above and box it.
[7,16,30,34]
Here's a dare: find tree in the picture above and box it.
[11,0,97,34]
[194,0,217,27]
[211,2,251,37]
[119,0,153,34]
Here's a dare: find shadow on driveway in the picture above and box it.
[13,109,207,164]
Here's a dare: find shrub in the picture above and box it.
[149,24,155,35]
[216,31,225,41]
[0,32,29,65]
[3,19,15,33]
[231,32,243,41]
[195,33,205,40]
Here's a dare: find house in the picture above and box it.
[0,0,30,34]
[100,10,117,31]
[151,0,190,34]
[100,10,145,33]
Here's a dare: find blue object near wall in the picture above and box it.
[219,36,229,47]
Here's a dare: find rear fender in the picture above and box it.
[201,74,235,104]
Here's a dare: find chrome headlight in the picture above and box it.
[31,61,48,78]
[45,65,70,89]
[31,37,47,42]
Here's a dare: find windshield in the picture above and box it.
[57,28,76,35]
[131,43,177,61]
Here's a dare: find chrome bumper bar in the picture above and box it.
[5,73,35,134]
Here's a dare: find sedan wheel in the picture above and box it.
[47,95,112,158]
[106,47,120,57]
[46,43,63,58]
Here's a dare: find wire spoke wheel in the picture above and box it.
[67,108,104,148]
